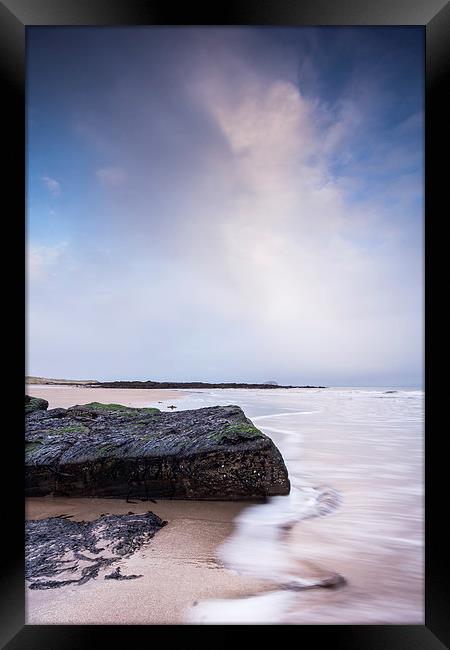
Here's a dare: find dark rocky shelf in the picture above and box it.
[26,512,166,590]
[26,377,327,389]
[86,380,327,389]
[25,399,290,500]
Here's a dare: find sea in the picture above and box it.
[153,386,424,624]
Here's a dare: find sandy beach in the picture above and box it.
[25,23,425,633]
[25,385,190,410]
[25,385,424,625]
[26,496,270,624]
[24,385,278,624]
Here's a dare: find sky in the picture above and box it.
[26,27,424,386]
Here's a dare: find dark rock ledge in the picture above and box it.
[25,399,290,500]
[26,512,166,589]
[25,395,49,415]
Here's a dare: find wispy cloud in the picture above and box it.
[41,175,60,196]
[27,242,68,282]
[96,166,127,186]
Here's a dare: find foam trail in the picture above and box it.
[186,387,423,625]
[252,410,321,420]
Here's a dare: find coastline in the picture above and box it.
[25,496,269,624]
[25,384,191,410]
[24,386,277,623]
[24,385,424,624]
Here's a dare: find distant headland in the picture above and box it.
[26,376,326,389]
[26,376,99,385]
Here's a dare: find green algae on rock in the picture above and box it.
[74,402,160,415]
[25,395,49,415]
[25,402,290,500]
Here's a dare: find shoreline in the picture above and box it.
[24,385,282,623]
[25,496,270,624]
[26,377,327,390]
[24,385,424,624]
[25,385,191,410]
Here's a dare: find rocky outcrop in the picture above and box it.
[25,395,49,415]
[26,512,166,589]
[90,380,326,389]
[25,402,290,500]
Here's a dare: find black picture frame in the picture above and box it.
[2,0,448,646]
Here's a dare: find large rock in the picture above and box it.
[25,402,290,499]
[25,395,49,415]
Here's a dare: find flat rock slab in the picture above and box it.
[26,511,166,589]
[25,402,290,499]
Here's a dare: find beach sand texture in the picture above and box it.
[25,385,423,625]
[25,497,268,624]
[25,386,269,624]
[25,385,188,409]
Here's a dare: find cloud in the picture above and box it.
[41,175,60,196]
[27,242,68,282]
[96,166,127,186]
[26,29,423,384]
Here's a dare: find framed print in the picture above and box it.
[1,0,448,646]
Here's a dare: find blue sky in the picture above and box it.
[26,27,424,385]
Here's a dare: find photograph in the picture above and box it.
[24,25,425,626]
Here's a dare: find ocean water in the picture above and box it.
[150,386,424,624]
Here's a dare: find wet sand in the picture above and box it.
[25,385,267,624]
[25,385,190,410]
[25,497,269,625]
[187,387,424,624]
[25,385,424,624]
